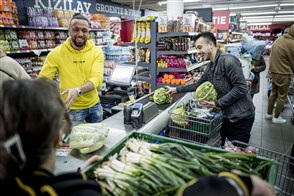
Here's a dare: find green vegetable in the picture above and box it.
[170,102,187,126]
[153,88,172,105]
[195,81,217,101]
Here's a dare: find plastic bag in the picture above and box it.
[241,36,267,59]
[69,123,109,154]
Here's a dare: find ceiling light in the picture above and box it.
[230,12,276,16]
[275,14,294,18]
[280,4,294,6]
[247,23,272,25]
[243,16,274,19]
[229,4,278,10]
[279,11,294,14]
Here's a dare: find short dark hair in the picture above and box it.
[70,13,90,26]
[194,32,217,46]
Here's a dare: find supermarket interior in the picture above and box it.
[0,0,294,195]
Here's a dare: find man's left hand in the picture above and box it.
[61,88,79,110]
[199,100,216,108]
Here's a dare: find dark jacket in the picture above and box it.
[176,49,255,123]
[251,55,266,94]
[3,168,102,196]
[269,24,294,75]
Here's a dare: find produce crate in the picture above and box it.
[84,132,276,186]
[232,141,294,196]
[168,92,223,145]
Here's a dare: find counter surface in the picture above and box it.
[55,93,186,174]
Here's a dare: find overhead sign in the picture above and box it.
[249,25,270,31]
[184,8,213,22]
[213,10,230,30]
[23,0,141,19]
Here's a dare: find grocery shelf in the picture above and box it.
[0,24,68,30]
[157,48,197,56]
[133,75,151,82]
[157,32,198,39]
[157,83,178,88]
[156,60,209,74]
[6,49,50,55]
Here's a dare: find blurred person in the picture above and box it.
[113,37,124,46]
[39,13,104,123]
[0,78,102,195]
[250,54,266,98]
[166,32,255,146]
[0,41,30,84]
[179,171,275,196]
[265,24,294,124]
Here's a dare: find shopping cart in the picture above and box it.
[287,75,294,124]
[167,92,222,146]
[232,141,294,196]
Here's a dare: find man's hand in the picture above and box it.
[80,155,103,172]
[165,86,177,94]
[61,88,79,110]
[199,100,216,108]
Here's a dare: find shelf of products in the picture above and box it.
[157,48,197,56]
[157,32,198,39]
[157,60,209,74]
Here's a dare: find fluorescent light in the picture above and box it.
[280,4,294,6]
[229,4,278,10]
[241,12,276,16]
[273,18,294,21]
[279,11,294,14]
[213,8,228,11]
[275,14,294,18]
[243,16,274,19]
[247,23,272,25]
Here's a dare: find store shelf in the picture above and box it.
[157,61,209,74]
[157,32,198,39]
[125,61,150,68]
[157,83,178,88]
[0,24,68,30]
[133,75,151,82]
[157,48,197,56]
[6,49,50,55]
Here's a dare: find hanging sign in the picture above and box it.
[23,0,141,18]
[213,10,230,30]
[249,25,270,31]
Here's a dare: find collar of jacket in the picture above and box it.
[210,49,223,69]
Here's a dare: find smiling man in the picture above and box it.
[39,13,104,123]
[166,32,255,145]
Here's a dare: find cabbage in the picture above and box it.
[153,88,172,105]
[171,103,187,126]
[195,81,217,102]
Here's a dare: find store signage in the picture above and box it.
[249,25,270,31]
[213,10,230,30]
[24,0,141,18]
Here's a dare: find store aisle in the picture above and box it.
[249,56,294,154]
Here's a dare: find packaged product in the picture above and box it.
[183,14,196,32]
[139,22,146,43]
[157,14,168,32]
[145,22,151,44]
[135,22,141,43]
[18,39,29,50]
[9,40,19,50]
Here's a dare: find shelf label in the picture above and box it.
[12,25,16,28]
[16,51,20,53]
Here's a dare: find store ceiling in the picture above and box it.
[110,0,294,25]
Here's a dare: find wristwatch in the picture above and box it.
[75,88,82,97]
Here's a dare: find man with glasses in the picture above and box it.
[39,13,104,123]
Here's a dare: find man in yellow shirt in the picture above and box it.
[39,13,104,123]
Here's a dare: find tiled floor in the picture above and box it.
[249,56,294,154]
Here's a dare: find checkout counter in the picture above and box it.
[56,92,185,174]
[56,63,186,174]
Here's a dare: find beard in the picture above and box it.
[72,37,87,48]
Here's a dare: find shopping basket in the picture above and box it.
[167,92,222,145]
[232,141,294,196]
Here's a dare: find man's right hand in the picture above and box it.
[61,88,79,110]
[165,86,177,94]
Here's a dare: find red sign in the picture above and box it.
[213,10,230,30]
[249,25,270,31]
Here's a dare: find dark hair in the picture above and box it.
[0,78,71,183]
[194,32,217,46]
[70,13,90,26]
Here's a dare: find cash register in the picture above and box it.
[100,63,137,112]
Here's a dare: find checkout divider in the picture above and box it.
[55,92,186,174]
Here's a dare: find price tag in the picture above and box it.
[21,25,25,28]
[16,51,20,53]
[12,25,16,28]
[56,146,72,157]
